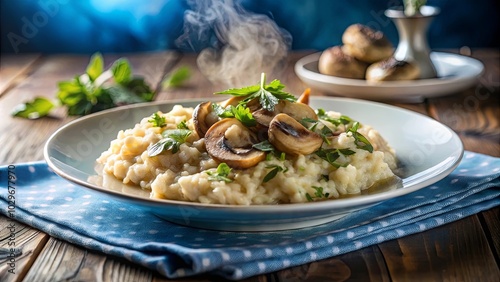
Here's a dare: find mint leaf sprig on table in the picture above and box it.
[215,73,296,111]
[12,53,190,119]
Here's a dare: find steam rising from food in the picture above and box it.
[176,0,292,87]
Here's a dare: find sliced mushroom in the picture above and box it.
[204,119,266,169]
[193,102,219,138]
[253,100,318,128]
[268,113,323,155]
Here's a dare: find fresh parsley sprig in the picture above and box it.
[212,103,257,127]
[206,163,233,183]
[148,112,166,128]
[148,129,192,156]
[215,73,296,111]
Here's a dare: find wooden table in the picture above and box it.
[0,50,499,281]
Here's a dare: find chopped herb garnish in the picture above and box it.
[148,129,192,156]
[317,108,353,127]
[315,148,356,168]
[177,120,189,129]
[301,118,334,145]
[212,103,256,127]
[253,140,275,152]
[279,152,286,161]
[215,73,296,111]
[263,164,288,182]
[306,186,330,202]
[206,163,233,183]
[347,122,374,153]
[148,112,166,127]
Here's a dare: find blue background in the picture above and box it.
[1,0,499,54]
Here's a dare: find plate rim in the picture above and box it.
[44,97,464,214]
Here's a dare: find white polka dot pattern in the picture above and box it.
[0,151,498,280]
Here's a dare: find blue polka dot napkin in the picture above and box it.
[1,151,499,280]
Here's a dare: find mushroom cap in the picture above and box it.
[253,100,318,128]
[268,113,323,155]
[366,57,420,82]
[204,118,266,169]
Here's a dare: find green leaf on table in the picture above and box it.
[86,52,103,82]
[106,85,148,105]
[12,97,55,119]
[111,58,132,84]
[124,78,155,101]
[162,66,191,89]
[16,52,165,119]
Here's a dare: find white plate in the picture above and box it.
[44,97,463,231]
[295,52,484,102]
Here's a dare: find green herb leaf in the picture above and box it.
[263,164,287,182]
[177,120,189,129]
[123,78,155,102]
[232,104,256,127]
[16,52,157,119]
[315,148,355,168]
[105,85,147,105]
[12,97,55,119]
[253,140,275,152]
[162,66,191,89]
[86,53,104,82]
[111,58,132,84]
[148,129,192,156]
[306,186,331,202]
[148,112,166,127]
[215,73,296,111]
[206,163,233,183]
[347,122,373,153]
[317,110,353,126]
[215,85,260,96]
[212,104,256,127]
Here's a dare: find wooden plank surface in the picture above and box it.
[379,215,500,282]
[0,220,49,282]
[0,54,41,97]
[0,50,498,281]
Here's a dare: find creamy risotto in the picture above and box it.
[96,93,397,205]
